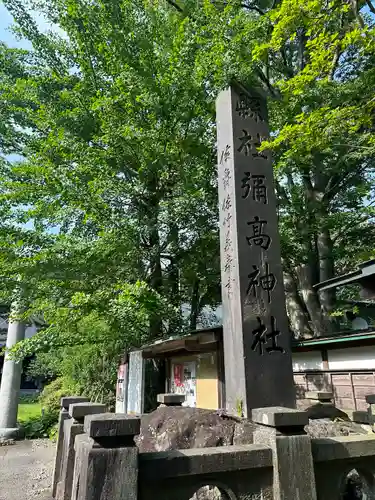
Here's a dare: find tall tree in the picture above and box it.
[1,0,374,351]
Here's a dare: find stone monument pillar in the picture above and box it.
[0,302,26,439]
[216,83,295,417]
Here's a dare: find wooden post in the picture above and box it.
[127,350,145,414]
[216,84,295,417]
[116,354,128,414]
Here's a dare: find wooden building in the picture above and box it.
[121,260,375,414]
[293,330,375,411]
[121,326,375,414]
[140,328,224,410]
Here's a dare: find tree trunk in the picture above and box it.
[296,263,332,337]
[299,170,335,336]
[317,226,336,315]
[145,172,163,339]
[284,270,313,338]
[189,278,200,331]
[166,222,182,335]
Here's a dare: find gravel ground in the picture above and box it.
[0,439,55,500]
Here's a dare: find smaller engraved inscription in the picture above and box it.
[220,169,235,298]
[220,145,231,191]
[251,316,285,355]
[220,145,231,165]
[224,253,233,273]
[246,216,271,250]
[222,194,232,211]
[225,276,235,296]
[222,211,232,228]
[224,230,232,253]
[223,167,231,190]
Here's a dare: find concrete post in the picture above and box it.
[72,413,140,500]
[55,402,107,500]
[304,391,338,419]
[253,406,317,500]
[366,394,375,430]
[0,303,26,439]
[52,397,90,498]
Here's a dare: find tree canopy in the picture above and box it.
[0,0,374,400]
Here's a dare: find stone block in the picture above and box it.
[305,391,333,401]
[157,393,185,405]
[52,409,70,497]
[84,413,141,438]
[352,410,369,424]
[305,403,344,420]
[56,419,85,500]
[72,434,138,500]
[68,402,107,420]
[273,433,317,500]
[139,444,272,480]
[252,406,308,428]
[365,394,375,404]
[56,405,109,500]
[254,417,317,500]
[61,396,89,410]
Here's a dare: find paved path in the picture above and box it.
[0,440,55,500]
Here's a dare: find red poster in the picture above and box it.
[118,364,125,379]
[174,364,183,387]
[116,363,126,402]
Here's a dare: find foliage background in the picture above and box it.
[0,0,374,404]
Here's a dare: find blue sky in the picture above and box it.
[1,2,372,48]
[0,3,29,48]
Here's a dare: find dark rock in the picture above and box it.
[136,407,369,454]
[305,419,368,438]
[191,486,225,500]
[233,420,256,445]
[343,470,366,500]
[297,399,348,420]
[136,407,254,452]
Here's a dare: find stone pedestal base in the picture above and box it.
[253,407,317,500]
[72,414,140,500]
[0,426,24,440]
[157,393,185,407]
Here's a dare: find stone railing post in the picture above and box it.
[253,406,317,500]
[366,394,375,430]
[55,402,107,500]
[305,391,333,405]
[157,393,185,407]
[304,391,337,419]
[52,397,89,498]
[72,413,140,500]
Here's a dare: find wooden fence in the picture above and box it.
[294,369,375,411]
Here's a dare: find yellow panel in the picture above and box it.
[196,353,219,410]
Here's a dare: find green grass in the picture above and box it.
[17,402,42,423]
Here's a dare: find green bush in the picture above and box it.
[48,422,59,442]
[18,378,78,440]
[19,393,40,404]
[39,377,74,418]
[21,411,57,439]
